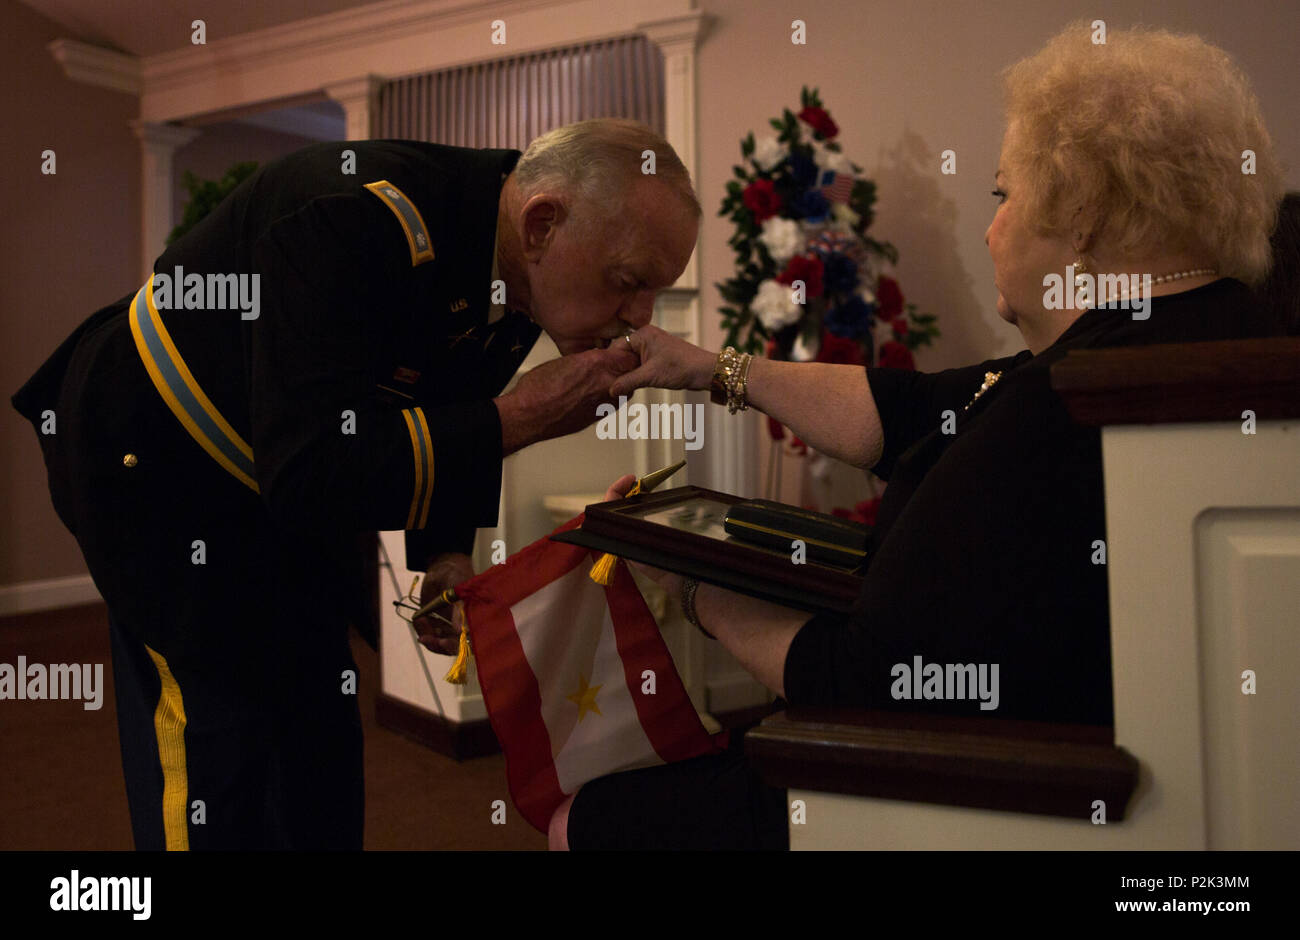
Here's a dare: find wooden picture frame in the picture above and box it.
[551,485,863,615]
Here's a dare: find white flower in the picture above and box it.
[831,202,861,229]
[791,329,820,362]
[752,135,787,172]
[759,216,805,265]
[826,151,855,176]
[810,140,856,177]
[809,140,833,171]
[751,278,802,332]
[807,449,834,481]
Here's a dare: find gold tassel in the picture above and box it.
[444,622,471,684]
[589,479,642,584]
[588,551,619,585]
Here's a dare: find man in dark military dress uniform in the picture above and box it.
[11,120,701,849]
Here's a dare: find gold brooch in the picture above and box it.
[964,371,1003,411]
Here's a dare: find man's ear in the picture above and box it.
[520,193,567,262]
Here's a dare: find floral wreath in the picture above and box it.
[716,87,939,373]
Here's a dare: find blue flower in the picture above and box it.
[788,150,819,189]
[790,189,830,222]
[825,295,875,339]
[821,254,859,294]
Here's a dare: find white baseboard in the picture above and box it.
[0,575,102,617]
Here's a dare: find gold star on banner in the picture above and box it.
[566,673,603,722]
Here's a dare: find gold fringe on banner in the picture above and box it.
[444,622,471,684]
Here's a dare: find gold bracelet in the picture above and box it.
[710,347,741,406]
[728,352,753,414]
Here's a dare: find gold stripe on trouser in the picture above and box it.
[144,645,189,851]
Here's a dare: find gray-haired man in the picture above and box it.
[12,118,699,849]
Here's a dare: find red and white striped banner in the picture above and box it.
[458,516,728,832]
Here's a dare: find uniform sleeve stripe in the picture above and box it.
[128,279,260,493]
[144,278,254,462]
[413,406,435,529]
[401,409,424,529]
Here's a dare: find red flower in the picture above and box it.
[777,254,825,299]
[878,340,915,370]
[890,317,908,340]
[877,276,904,320]
[815,329,864,366]
[767,415,785,441]
[742,178,782,222]
[798,106,839,140]
[855,497,882,526]
[831,496,882,526]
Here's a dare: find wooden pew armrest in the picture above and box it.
[745,708,1139,821]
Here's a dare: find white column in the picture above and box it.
[641,12,756,498]
[130,121,200,282]
[640,13,768,720]
[324,75,383,141]
[640,12,706,297]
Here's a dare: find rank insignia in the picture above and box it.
[364,179,435,266]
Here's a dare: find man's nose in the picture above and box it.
[626,292,656,328]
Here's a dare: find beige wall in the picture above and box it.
[0,0,139,585]
[3,0,1298,590]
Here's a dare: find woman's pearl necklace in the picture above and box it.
[1150,267,1218,285]
[1080,267,1218,308]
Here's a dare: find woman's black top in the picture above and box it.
[782,278,1276,726]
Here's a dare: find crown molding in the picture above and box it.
[128,120,201,149]
[47,38,141,95]
[134,0,696,122]
[638,10,710,55]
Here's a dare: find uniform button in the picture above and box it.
[123,453,138,468]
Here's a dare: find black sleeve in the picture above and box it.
[867,353,1026,479]
[404,524,477,573]
[248,194,504,534]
